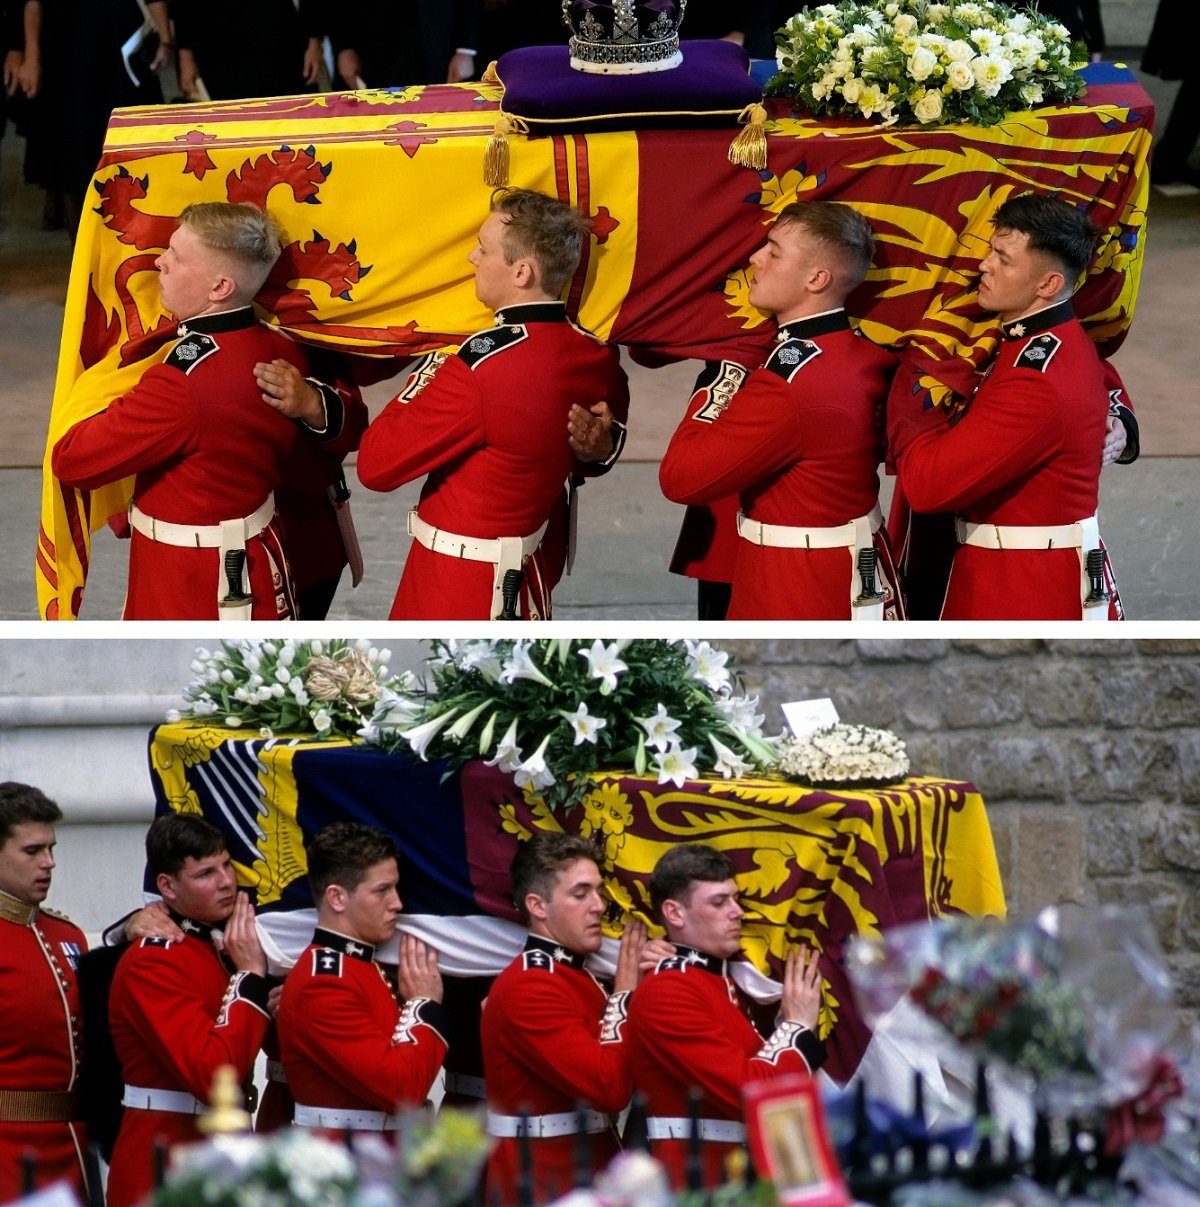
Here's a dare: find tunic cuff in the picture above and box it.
[758,1019,826,1071]
[219,970,271,1023]
[303,379,344,440]
[599,989,630,1044]
[392,997,452,1048]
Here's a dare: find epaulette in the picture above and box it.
[456,325,529,370]
[1014,332,1061,373]
[396,350,453,403]
[139,936,178,949]
[164,331,219,375]
[521,948,556,973]
[312,948,344,977]
[764,337,822,383]
[654,955,692,974]
[40,904,73,923]
[688,359,749,424]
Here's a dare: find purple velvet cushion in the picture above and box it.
[495,40,762,129]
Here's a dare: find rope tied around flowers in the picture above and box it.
[305,649,382,705]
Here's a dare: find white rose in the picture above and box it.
[944,39,973,63]
[946,60,974,90]
[926,3,950,22]
[841,77,864,104]
[908,46,939,81]
[893,13,917,37]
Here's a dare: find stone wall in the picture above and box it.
[726,638,1200,1030]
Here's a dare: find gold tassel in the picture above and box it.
[483,114,528,187]
[481,60,500,86]
[484,114,513,186]
[729,102,769,170]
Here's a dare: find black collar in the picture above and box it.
[169,910,217,942]
[494,301,567,327]
[671,944,731,977]
[177,306,258,336]
[0,888,37,926]
[313,927,376,963]
[525,932,587,970]
[776,309,850,342]
[1001,299,1074,340]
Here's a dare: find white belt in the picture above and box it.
[486,1109,609,1138]
[121,1085,205,1115]
[293,1103,399,1131]
[129,493,276,621]
[129,494,275,549]
[265,1060,288,1085]
[956,514,1108,622]
[646,1117,746,1143]
[955,514,1097,551]
[407,509,549,620]
[444,1072,486,1099]
[737,504,885,621]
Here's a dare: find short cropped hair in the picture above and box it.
[649,843,735,922]
[179,201,283,295]
[992,193,1099,285]
[774,200,876,289]
[491,187,588,298]
[146,812,229,878]
[306,822,400,902]
[0,782,63,845]
[510,832,601,923]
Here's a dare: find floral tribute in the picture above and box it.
[166,639,405,741]
[851,915,1095,1085]
[362,639,779,814]
[776,723,909,788]
[766,0,1086,127]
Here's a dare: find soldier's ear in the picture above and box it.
[325,883,348,913]
[524,891,549,923]
[660,898,685,930]
[156,871,178,905]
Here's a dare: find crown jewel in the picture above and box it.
[562,1,688,75]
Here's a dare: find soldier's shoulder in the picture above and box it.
[764,337,822,383]
[455,324,529,370]
[1013,332,1063,373]
[164,331,220,375]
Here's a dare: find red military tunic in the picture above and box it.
[891,299,1110,620]
[659,312,899,619]
[482,934,632,1206]
[52,306,348,620]
[107,915,271,1207]
[0,891,88,1204]
[626,947,826,1190]
[356,300,629,619]
[277,927,449,1125]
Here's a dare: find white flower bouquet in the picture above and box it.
[767,0,1087,127]
[153,1130,358,1207]
[362,639,780,814]
[775,722,909,787]
[166,639,409,741]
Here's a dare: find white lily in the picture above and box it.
[499,641,557,689]
[443,699,492,743]
[514,733,557,792]
[400,709,459,760]
[654,742,699,789]
[686,641,732,693]
[579,639,629,695]
[709,734,752,779]
[484,717,523,772]
[636,702,683,752]
[561,701,607,746]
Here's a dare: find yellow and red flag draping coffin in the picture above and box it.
[37,70,1151,618]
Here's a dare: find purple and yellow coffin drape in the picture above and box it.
[40,68,1151,618]
[147,721,1006,1082]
